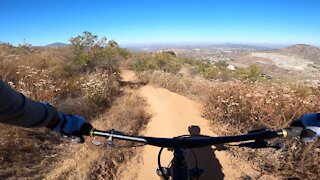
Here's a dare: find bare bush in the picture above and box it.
[46,93,150,180]
[81,69,120,105]
[203,82,320,179]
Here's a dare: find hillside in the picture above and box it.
[277,44,320,64]
[230,44,320,80]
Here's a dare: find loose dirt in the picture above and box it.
[121,69,139,82]
[119,71,260,180]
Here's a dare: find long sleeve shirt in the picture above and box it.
[0,80,58,127]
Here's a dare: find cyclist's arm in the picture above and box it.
[0,80,58,128]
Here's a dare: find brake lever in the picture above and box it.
[91,129,145,148]
[92,140,103,146]
[238,139,284,149]
[106,134,118,148]
[91,129,121,148]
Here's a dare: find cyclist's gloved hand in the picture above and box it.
[291,113,320,142]
[48,112,93,143]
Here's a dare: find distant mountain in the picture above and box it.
[277,44,320,64]
[45,42,69,47]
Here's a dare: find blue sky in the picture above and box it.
[0,0,319,46]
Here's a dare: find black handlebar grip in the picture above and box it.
[80,123,94,136]
[283,127,303,138]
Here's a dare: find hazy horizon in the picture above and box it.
[1,40,318,49]
[6,40,320,49]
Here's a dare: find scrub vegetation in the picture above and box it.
[131,55,320,179]
[0,32,146,179]
[0,32,319,179]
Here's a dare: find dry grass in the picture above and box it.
[0,126,66,179]
[0,42,127,179]
[137,70,211,101]
[203,82,320,179]
[0,48,74,179]
[203,82,320,131]
[46,92,150,180]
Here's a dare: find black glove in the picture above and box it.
[291,113,320,142]
[48,112,93,143]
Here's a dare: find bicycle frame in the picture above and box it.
[157,147,204,180]
[170,148,189,180]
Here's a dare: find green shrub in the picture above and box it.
[73,51,91,69]
[132,53,181,73]
[132,59,152,72]
[16,44,32,55]
[132,53,262,82]
[182,59,216,79]
[214,60,228,69]
[234,64,261,82]
[69,31,126,73]
[200,66,218,79]
[248,64,261,81]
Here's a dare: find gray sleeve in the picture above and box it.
[0,80,58,128]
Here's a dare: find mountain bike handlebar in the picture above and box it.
[89,127,302,180]
[89,127,302,149]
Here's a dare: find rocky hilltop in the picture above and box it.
[277,44,320,64]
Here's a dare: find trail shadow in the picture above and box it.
[185,125,225,180]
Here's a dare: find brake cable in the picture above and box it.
[158,147,169,180]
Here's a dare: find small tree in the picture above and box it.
[248,64,261,82]
[108,40,119,48]
[69,32,108,71]
[16,39,32,55]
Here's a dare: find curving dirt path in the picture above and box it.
[119,70,259,180]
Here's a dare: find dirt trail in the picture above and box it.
[119,71,259,180]
[121,70,138,82]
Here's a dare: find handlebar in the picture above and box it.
[89,127,303,180]
[89,127,302,149]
